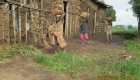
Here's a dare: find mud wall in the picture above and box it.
[80,0,106,34]
[0,0,107,45]
[0,4,10,44]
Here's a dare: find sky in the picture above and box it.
[104,0,138,26]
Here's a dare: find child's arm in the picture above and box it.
[61,11,66,21]
[85,13,90,23]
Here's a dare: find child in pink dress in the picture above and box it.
[80,17,89,44]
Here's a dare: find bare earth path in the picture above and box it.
[0,34,125,80]
[65,33,125,54]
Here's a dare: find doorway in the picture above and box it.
[63,1,68,35]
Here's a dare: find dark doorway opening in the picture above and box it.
[63,1,68,35]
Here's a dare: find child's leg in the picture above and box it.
[53,36,59,54]
[84,33,89,40]
[84,33,90,44]
[109,34,113,43]
[80,33,84,44]
[80,33,84,41]
[106,34,109,44]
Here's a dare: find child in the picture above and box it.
[80,13,89,44]
[50,11,66,54]
[105,17,113,44]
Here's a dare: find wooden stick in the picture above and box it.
[2,12,4,44]
[6,0,51,12]
[25,12,28,43]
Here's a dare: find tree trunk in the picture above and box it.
[138,18,140,40]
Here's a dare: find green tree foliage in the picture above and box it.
[128,0,140,40]
[106,7,116,21]
[101,0,116,21]
[128,0,140,18]
[128,25,133,29]
[99,0,105,3]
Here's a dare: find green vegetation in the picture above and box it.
[0,44,42,59]
[128,0,140,40]
[34,52,94,74]
[112,27,140,57]
[34,50,140,79]
[0,55,4,61]
[104,57,140,79]
[112,26,125,33]
[112,27,138,39]
[124,40,140,57]
[93,53,140,80]
[106,7,116,21]
[8,44,41,58]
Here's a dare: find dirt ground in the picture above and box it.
[0,33,126,80]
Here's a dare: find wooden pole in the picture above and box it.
[72,2,74,37]
[6,0,51,13]
[69,1,72,38]
[74,3,76,35]
[2,12,4,44]
[18,11,21,43]
[93,11,96,34]
[12,4,16,43]
[72,5,74,37]
[7,6,10,44]
[25,12,28,43]
[66,2,69,39]
[73,2,75,35]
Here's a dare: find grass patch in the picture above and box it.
[105,58,140,80]
[92,52,140,80]
[34,52,94,74]
[124,40,140,57]
[34,51,140,80]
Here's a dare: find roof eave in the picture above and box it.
[93,0,112,8]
